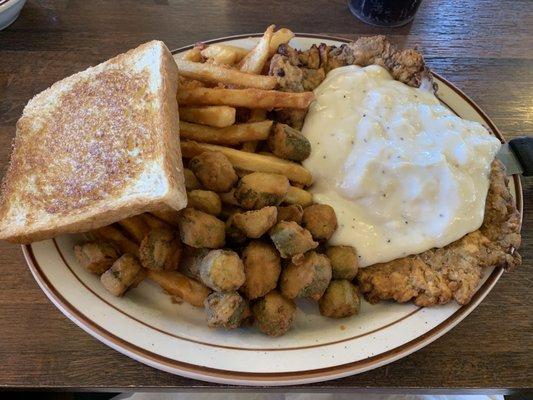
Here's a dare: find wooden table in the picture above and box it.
[1,0,531,393]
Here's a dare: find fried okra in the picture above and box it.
[187,190,222,216]
[189,151,238,192]
[139,229,182,271]
[252,290,296,337]
[204,291,247,329]
[184,168,201,191]
[198,249,246,291]
[225,217,248,245]
[267,123,311,161]
[100,254,143,296]
[74,241,120,274]
[179,246,209,280]
[234,172,289,209]
[178,208,225,248]
[276,204,303,224]
[241,241,281,300]
[269,221,318,258]
[302,204,338,241]
[227,206,277,239]
[326,245,359,280]
[318,280,361,318]
[280,251,332,300]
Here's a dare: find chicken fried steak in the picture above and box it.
[357,160,521,306]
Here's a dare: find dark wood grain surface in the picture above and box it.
[0,0,531,393]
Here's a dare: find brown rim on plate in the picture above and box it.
[21,33,523,384]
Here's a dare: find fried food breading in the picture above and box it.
[357,160,521,306]
[269,35,435,129]
[273,36,434,91]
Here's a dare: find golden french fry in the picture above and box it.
[238,25,275,74]
[242,109,267,151]
[201,44,248,65]
[269,28,295,55]
[201,44,249,64]
[241,141,259,152]
[179,106,236,128]
[93,225,139,257]
[177,87,314,109]
[142,213,172,230]
[174,58,276,89]
[181,141,313,186]
[180,120,273,145]
[147,269,210,308]
[177,48,203,62]
[284,186,313,207]
[117,215,151,243]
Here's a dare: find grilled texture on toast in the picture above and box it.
[0,40,186,243]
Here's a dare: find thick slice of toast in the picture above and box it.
[0,40,186,243]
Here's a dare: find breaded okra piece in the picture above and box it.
[139,229,182,271]
[241,241,281,300]
[178,208,225,248]
[302,204,338,241]
[204,291,247,329]
[100,254,143,296]
[198,249,246,292]
[234,172,289,209]
[187,190,222,216]
[227,206,277,239]
[276,204,303,224]
[189,151,238,192]
[280,251,332,300]
[74,241,120,274]
[326,245,359,280]
[267,122,311,161]
[318,279,361,318]
[269,220,317,258]
[252,290,296,337]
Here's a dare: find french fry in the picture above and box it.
[147,269,211,308]
[177,47,203,62]
[284,186,313,207]
[117,215,151,243]
[177,87,314,109]
[93,225,139,257]
[181,141,313,186]
[179,106,236,128]
[180,120,273,145]
[241,109,267,151]
[238,25,274,74]
[201,44,248,65]
[269,28,295,55]
[142,213,172,230]
[174,58,277,89]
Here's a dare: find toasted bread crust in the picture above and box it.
[0,41,186,243]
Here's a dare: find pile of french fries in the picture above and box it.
[75,26,359,337]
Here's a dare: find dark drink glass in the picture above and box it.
[348,0,423,27]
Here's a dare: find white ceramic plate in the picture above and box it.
[23,34,523,386]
